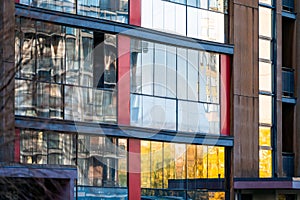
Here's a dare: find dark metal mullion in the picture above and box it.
[271,1,278,177]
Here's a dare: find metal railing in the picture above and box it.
[282,152,294,177]
[282,67,295,97]
[283,0,294,12]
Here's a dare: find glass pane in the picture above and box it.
[259,95,272,124]
[209,0,225,12]
[154,43,167,97]
[259,149,272,178]
[209,53,220,103]
[259,6,272,37]
[199,52,208,102]
[20,18,36,79]
[66,27,80,85]
[141,141,151,188]
[36,21,65,84]
[118,139,127,187]
[78,0,101,18]
[259,39,272,60]
[177,48,188,99]
[131,39,142,93]
[187,145,196,179]
[259,0,272,5]
[152,0,164,30]
[187,0,199,7]
[259,126,271,147]
[15,80,35,116]
[163,143,175,188]
[259,61,272,92]
[36,0,75,14]
[199,0,208,9]
[103,34,117,89]
[174,143,186,179]
[166,46,177,98]
[141,0,153,28]
[151,141,163,188]
[187,49,199,101]
[164,1,176,33]
[187,7,198,38]
[196,145,208,178]
[142,42,154,95]
[175,4,187,36]
[208,146,224,178]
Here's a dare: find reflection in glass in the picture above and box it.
[177,48,188,100]
[154,43,167,97]
[259,62,272,92]
[15,18,117,124]
[20,130,75,165]
[259,149,272,178]
[20,0,76,14]
[187,49,199,101]
[259,7,272,37]
[166,46,177,98]
[77,135,127,187]
[259,94,272,124]
[140,140,225,192]
[142,42,154,95]
[259,126,271,147]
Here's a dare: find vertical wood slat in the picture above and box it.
[232,2,259,177]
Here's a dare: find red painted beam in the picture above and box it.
[118,35,131,125]
[129,0,141,26]
[220,55,231,136]
[128,138,141,200]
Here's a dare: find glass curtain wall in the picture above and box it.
[141,0,228,43]
[19,129,128,199]
[258,0,274,178]
[15,17,117,124]
[141,140,225,199]
[130,38,220,134]
[18,0,128,23]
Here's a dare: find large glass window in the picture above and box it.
[18,0,128,23]
[15,17,117,123]
[130,38,220,134]
[77,135,127,187]
[141,140,225,199]
[20,130,76,165]
[141,0,228,43]
[258,1,274,178]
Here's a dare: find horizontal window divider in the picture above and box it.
[259,58,273,64]
[259,146,272,150]
[15,78,116,92]
[16,4,234,55]
[259,91,275,96]
[259,123,273,128]
[161,0,228,15]
[259,35,272,41]
[258,3,275,9]
[15,115,233,147]
[130,93,219,105]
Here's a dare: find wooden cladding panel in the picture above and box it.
[232,3,259,177]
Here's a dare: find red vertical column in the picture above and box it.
[118,35,141,199]
[118,35,131,125]
[220,55,231,136]
[14,129,20,162]
[129,0,141,26]
[128,139,141,200]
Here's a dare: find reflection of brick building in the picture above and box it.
[0,0,300,199]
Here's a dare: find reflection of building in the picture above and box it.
[0,0,300,199]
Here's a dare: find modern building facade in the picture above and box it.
[0,0,299,199]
